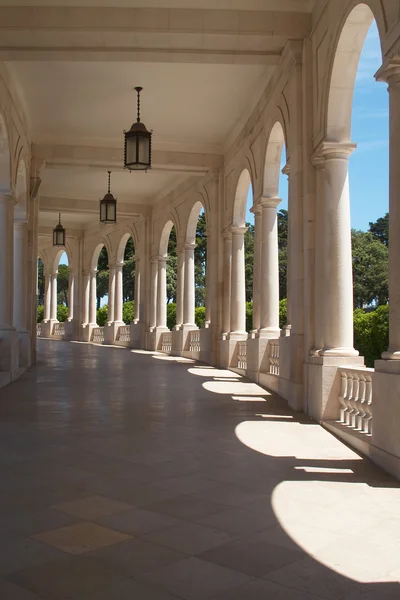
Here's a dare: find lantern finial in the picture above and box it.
[135,86,143,122]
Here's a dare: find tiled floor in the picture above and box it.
[0,340,399,599]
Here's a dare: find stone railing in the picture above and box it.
[36,323,42,337]
[117,325,131,342]
[160,331,172,353]
[92,326,104,343]
[268,339,280,375]
[52,322,65,337]
[237,341,247,370]
[338,367,373,435]
[189,329,201,353]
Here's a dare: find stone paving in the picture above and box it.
[0,339,399,599]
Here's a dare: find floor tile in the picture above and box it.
[144,521,231,555]
[52,495,133,520]
[0,578,43,599]
[139,556,252,600]
[147,493,228,520]
[0,537,66,575]
[95,508,181,536]
[197,507,274,537]
[212,577,326,600]
[75,578,183,600]
[32,521,131,555]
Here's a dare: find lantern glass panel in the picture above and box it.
[100,201,107,222]
[126,136,138,166]
[138,135,150,164]
[107,201,116,222]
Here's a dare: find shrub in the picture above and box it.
[37,305,44,323]
[195,306,206,328]
[354,304,388,367]
[246,302,253,332]
[123,301,134,325]
[57,305,68,322]
[96,305,108,326]
[279,298,287,329]
[167,303,176,330]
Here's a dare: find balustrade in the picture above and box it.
[117,325,131,342]
[237,341,247,370]
[338,368,373,435]
[36,323,42,337]
[268,339,280,375]
[160,331,172,353]
[189,330,201,353]
[52,322,65,337]
[92,327,104,343]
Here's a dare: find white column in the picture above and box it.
[157,257,167,328]
[259,197,281,337]
[175,246,185,330]
[376,59,400,358]
[183,243,196,327]
[13,221,28,332]
[133,257,140,323]
[114,263,123,323]
[50,272,58,321]
[89,269,97,325]
[319,142,358,356]
[0,194,15,329]
[107,264,116,324]
[149,256,158,330]
[222,231,232,335]
[281,163,291,332]
[44,272,51,322]
[67,270,74,321]
[204,226,212,327]
[312,154,325,353]
[230,226,247,336]
[251,205,262,332]
[82,272,90,325]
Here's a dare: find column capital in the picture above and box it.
[82,269,91,277]
[281,161,290,176]
[317,141,357,160]
[150,255,159,264]
[259,196,282,209]
[114,262,123,271]
[51,270,58,277]
[249,203,262,216]
[375,56,400,88]
[157,255,167,266]
[222,226,232,240]
[90,268,98,276]
[230,225,248,236]
[184,242,197,251]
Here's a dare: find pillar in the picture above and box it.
[282,163,291,331]
[114,263,123,323]
[376,59,400,358]
[222,230,232,335]
[175,246,185,330]
[183,243,196,328]
[259,197,281,337]
[134,257,140,323]
[157,257,167,329]
[67,270,74,321]
[149,257,158,330]
[312,154,325,353]
[319,142,358,356]
[50,272,58,321]
[44,272,51,322]
[204,226,212,327]
[250,204,262,333]
[82,272,90,326]
[230,226,247,336]
[0,194,15,329]
[107,264,116,324]
[13,222,28,332]
[89,269,97,325]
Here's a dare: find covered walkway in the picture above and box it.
[0,340,399,599]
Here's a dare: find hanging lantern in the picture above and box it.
[124,86,152,171]
[53,213,65,246]
[100,170,117,224]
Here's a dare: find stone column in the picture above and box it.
[89,269,97,325]
[0,194,15,329]
[107,264,116,324]
[149,257,158,330]
[67,270,74,321]
[250,204,262,333]
[204,226,212,327]
[13,221,28,332]
[82,272,90,325]
[183,243,196,328]
[114,263,123,323]
[312,154,325,353]
[175,246,185,330]
[222,230,232,335]
[259,197,281,337]
[133,257,140,323]
[230,226,247,336]
[157,257,167,329]
[50,272,58,321]
[43,272,51,322]
[281,163,291,332]
[376,59,400,358]
[319,142,358,356]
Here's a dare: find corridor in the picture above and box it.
[0,340,399,600]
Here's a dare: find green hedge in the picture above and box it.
[354,305,388,367]
[37,304,68,322]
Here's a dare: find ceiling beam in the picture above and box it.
[33,143,223,174]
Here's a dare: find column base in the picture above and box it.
[17,330,31,368]
[258,327,281,339]
[0,327,19,380]
[130,321,144,348]
[219,333,246,369]
[246,336,269,381]
[41,320,54,337]
[381,350,400,360]
[320,347,359,357]
[81,323,97,343]
[228,331,248,341]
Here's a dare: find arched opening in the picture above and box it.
[54,250,69,323]
[186,201,207,328]
[90,244,108,326]
[117,233,136,325]
[0,113,11,192]
[36,257,45,323]
[326,5,388,363]
[13,160,29,339]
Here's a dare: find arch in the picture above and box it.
[116,230,136,265]
[326,3,379,142]
[52,248,70,273]
[0,112,11,192]
[14,158,28,222]
[159,219,176,257]
[232,169,252,228]
[91,242,106,272]
[262,121,286,198]
[186,199,206,245]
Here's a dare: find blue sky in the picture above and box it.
[246,21,388,231]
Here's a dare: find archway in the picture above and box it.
[116,233,136,325]
[186,201,207,328]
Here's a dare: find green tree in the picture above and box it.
[123,237,135,302]
[278,209,288,300]
[57,264,69,306]
[369,212,389,247]
[352,229,389,308]
[37,258,45,305]
[167,226,177,303]
[244,222,254,302]
[96,247,109,309]
[195,212,207,307]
